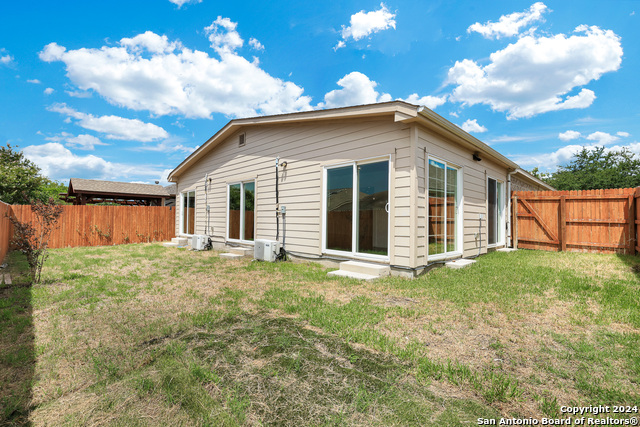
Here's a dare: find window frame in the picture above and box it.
[426,155,463,261]
[321,155,391,262]
[226,180,256,244]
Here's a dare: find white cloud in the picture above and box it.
[205,17,244,54]
[67,134,107,150]
[23,143,163,181]
[402,93,447,110]
[468,2,548,39]
[318,72,391,109]
[44,87,54,95]
[168,0,201,8]
[447,25,622,119]
[605,142,640,157]
[39,24,312,119]
[586,131,619,145]
[48,103,168,142]
[121,31,182,54]
[489,135,534,143]
[136,140,196,154]
[514,142,640,172]
[158,169,173,186]
[558,130,581,141]
[74,135,107,150]
[511,144,584,170]
[0,49,13,66]
[27,79,41,84]
[461,119,487,133]
[617,131,630,138]
[249,38,264,51]
[336,3,396,49]
[66,90,92,98]
[44,132,107,150]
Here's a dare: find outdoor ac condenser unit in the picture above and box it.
[254,239,280,262]
[191,235,207,251]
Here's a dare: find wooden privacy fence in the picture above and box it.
[0,201,11,262]
[4,205,175,250]
[512,188,637,254]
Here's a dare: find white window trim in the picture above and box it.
[427,155,463,261]
[226,180,256,245]
[487,176,506,248]
[180,190,196,236]
[321,155,391,262]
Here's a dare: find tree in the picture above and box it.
[0,144,67,204]
[543,146,640,190]
[8,198,63,283]
[40,180,69,203]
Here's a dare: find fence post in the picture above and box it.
[513,195,518,250]
[560,196,567,252]
[629,194,636,255]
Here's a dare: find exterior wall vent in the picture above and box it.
[238,133,246,147]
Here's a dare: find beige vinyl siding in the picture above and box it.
[416,125,509,261]
[393,145,412,266]
[176,117,413,265]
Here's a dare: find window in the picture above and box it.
[181,190,195,235]
[428,159,460,258]
[228,181,255,242]
[488,177,504,246]
[324,158,389,258]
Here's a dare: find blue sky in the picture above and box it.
[1,0,637,184]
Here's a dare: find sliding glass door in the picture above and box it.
[325,159,389,258]
[228,181,255,242]
[326,166,353,252]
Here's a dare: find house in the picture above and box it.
[164,184,178,207]
[61,178,176,206]
[167,101,551,276]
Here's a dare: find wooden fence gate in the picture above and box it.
[512,188,637,254]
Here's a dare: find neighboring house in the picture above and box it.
[164,184,178,207]
[167,101,551,275]
[61,178,175,206]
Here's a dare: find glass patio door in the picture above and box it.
[325,159,389,258]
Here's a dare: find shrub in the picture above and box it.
[8,198,63,283]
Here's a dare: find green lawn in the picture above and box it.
[1,244,639,425]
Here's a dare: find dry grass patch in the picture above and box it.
[2,244,639,425]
